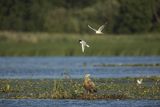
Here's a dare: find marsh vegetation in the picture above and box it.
[0,31,160,56]
[0,77,159,100]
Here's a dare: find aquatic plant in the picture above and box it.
[2,84,11,93]
[0,77,159,99]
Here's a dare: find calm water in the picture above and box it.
[0,99,160,107]
[0,56,160,79]
[0,57,160,106]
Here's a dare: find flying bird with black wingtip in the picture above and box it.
[79,40,90,53]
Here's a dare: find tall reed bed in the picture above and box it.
[0,31,160,56]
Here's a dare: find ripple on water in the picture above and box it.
[0,57,160,79]
[0,99,160,107]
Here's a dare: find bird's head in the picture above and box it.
[85,74,90,78]
[79,40,82,42]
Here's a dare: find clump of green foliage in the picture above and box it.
[1,84,11,93]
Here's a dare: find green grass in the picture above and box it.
[0,31,160,56]
[0,77,159,99]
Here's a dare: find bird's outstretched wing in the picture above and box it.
[81,44,85,52]
[86,44,90,47]
[88,25,97,32]
[98,22,107,31]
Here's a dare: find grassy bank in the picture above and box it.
[0,77,159,99]
[0,31,160,56]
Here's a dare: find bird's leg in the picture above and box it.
[87,91,90,95]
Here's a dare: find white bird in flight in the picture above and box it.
[88,23,107,34]
[79,40,90,53]
[137,78,143,85]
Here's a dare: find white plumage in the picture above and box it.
[88,22,107,34]
[137,79,143,85]
[79,40,90,53]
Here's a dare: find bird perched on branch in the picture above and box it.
[83,74,97,94]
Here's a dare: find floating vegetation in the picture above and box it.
[93,63,160,67]
[1,84,11,93]
[0,77,159,100]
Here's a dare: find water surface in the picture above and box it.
[0,56,160,79]
[0,99,160,107]
[0,57,160,106]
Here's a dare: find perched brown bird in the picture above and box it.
[83,74,97,93]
